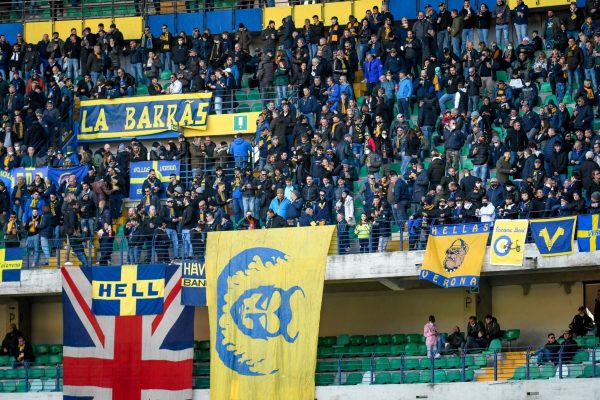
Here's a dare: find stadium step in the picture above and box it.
[474,351,526,382]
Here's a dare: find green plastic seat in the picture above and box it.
[388,345,404,356]
[198,351,210,362]
[464,369,475,381]
[159,70,172,81]
[198,341,210,350]
[36,354,49,365]
[235,90,248,102]
[364,335,378,346]
[4,369,17,379]
[529,364,541,379]
[404,343,418,356]
[2,381,15,392]
[335,334,350,347]
[419,357,433,370]
[390,372,402,384]
[503,329,520,343]
[250,102,264,112]
[389,358,402,370]
[317,347,332,358]
[0,369,4,379]
[433,370,447,382]
[236,104,251,113]
[36,345,50,354]
[583,365,600,378]
[544,95,557,106]
[347,346,362,356]
[330,346,347,357]
[377,335,391,345]
[344,372,363,385]
[375,358,391,371]
[361,345,376,357]
[446,370,461,382]
[473,354,487,367]
[50,345,63,354]
[563,94,574,104]
[375,345,391,356]
[405,371,420,383]
[445,356,461,369]
[16,380,27,392]
[136,85,149,95]
[540,363,556,379]
[403,358,419,370]
[362,358,374,372]
[464,355,475,367]
[247,89,260,101]
[341,360,362,372]
[315,373,335,386]
[567,364,584,378]
[483,338,502,355]
[316,361,336,373]
[322,336,337,347]
[540,81,552,93]
[350,335,365,346]
[0,355,10,366]
[419,371,432,383]
[30,368,45,379]
[417,344,427,356]
[374,372,391,384]
[16,368,26,378]
[571,350,589,363]
[495,71,508,81]
[511,365,526,380]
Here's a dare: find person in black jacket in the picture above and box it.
[559,330,579,362]
[569,306,594,336]
[550,141,569,187]
[465,315,485,348]
[1,324,22,356]
[484,314,501,340]
[265,208,287,228]
[535,333,561,364]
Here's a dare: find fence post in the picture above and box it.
[399,353,404,384]
[461,350,466,382]
[337,354,342,385]
[369,352,374,384]
[525,349,530,380]
[493,351,498,382]
[55,363,60,391]
[25,363,29,392]
[592,344,597,378]
[558,348,563,379]
[430,352,435,384]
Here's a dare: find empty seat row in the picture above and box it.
[318,343,428,358]
[316,355,487,373]
[316,369,476,386]
[319,334,425,348]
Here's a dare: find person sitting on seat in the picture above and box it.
[568,306,594,336]
[12,336,35,369]
[484,314,502,340]
[534,333,560,365]
[559,330,579,363]
[438,325,466,356]
[466,330,489,353]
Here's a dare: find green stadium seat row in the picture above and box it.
[194,340,210,351]
[318,342,428,358]
[193,350,210,361]
[319,334,425,347]
[34,344,63,355]
[317,369,476,386]
[316,355,484,373]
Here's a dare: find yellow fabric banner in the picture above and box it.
[490,219,529,266]
[420,223,491,288]
[206,226,335,400]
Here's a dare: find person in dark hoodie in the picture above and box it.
[484,314,501,340]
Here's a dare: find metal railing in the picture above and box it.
[0,363,62,392]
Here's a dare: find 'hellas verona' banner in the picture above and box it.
[206,226,335,400]
[420,223,490,288]
[79,93,212,140]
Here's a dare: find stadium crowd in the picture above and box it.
[3,2,600,264]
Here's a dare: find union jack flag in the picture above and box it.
[62,265,194,400]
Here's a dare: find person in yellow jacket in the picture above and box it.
[354,213,372,253]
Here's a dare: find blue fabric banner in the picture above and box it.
[78,93,212,142]
[529,216,577,256]
[47,165,89,187]
[129,160,180,199]
[181,261,207,306]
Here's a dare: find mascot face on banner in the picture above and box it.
[443,239,469,273]
[216,248,304,376]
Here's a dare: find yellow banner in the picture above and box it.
[206,226,334,400]
[420,223,490,288]
[490,219,529,266]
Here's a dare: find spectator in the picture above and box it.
[1,324,22,356]
[559,330,579,362]
[569,306,594,336]
[11,336,34,369]
[423,315,439,358]
[535,333,561,364]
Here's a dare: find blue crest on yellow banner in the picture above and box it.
[78,93,212,141]
[577,214,600,252]
[529,216,576,256]
[91,264,166,316]
[206,226,334,400]
[0,247,22,283]
[181,261,206,306]
[420,223,490,288]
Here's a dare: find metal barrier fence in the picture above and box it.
[0,363,62,392]
[313,344,600,386]
[9,214,585,269]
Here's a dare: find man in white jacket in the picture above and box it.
[477,195,496,223]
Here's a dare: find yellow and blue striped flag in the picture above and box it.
[577,214,600,252]
[0,247,22,283]
[206,226,335,400]
[91,264,165,316]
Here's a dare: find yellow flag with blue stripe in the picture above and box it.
[0,247,22,283]
[420,223,491,288]
[577,214,600,252]
[206,226,335,400]
[91,264,165,316]
[490,219,529,266]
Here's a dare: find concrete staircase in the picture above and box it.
[475,351,527,382]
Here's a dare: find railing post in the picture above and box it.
[592,344,597,378]
[558,348,563,379]
[399,353,404,384]
[461,350,466,382]
[525,348,530,380]
[431,352,435,384]
[369,352,374,384]
[493,351,498,382]
[25,363,29,392]
[55,363,60,391]
[337,354,342,385]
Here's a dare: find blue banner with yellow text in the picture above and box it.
[78,93,212,141]
[91,264,166,316]
[420,223,490,288]
[129,160,180,199]
[47,165,89,187]
[206,226,335,400]
[529,216,576,256]
[181,261,207,306]
[576,214,600,252]
[0,247,22,283]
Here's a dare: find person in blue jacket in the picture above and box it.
[228,134,252,169]
[396,71,413,118]
[363,53,383,95]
